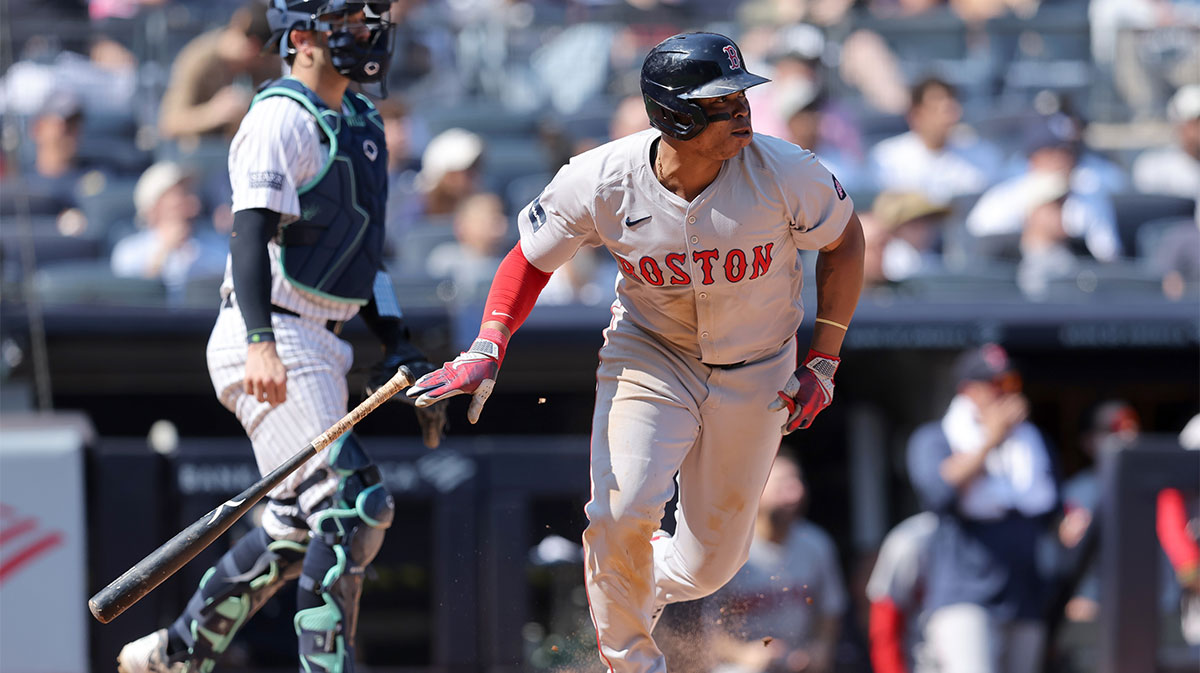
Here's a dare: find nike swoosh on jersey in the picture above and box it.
[490,310,513,319]
[624,215,651,227]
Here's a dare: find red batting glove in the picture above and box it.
[405,329,506,425]
[768,349,839,434]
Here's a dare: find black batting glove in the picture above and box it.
[366,339,448,450]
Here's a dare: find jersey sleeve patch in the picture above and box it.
[527,195,548,232]
[833,175,847,200]
[249,171,285,190]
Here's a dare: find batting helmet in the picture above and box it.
[641,32,770,141]
[266,0,393,84]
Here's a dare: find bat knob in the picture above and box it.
[89,597,114,624]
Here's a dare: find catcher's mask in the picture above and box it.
[641,32,770,141]
[267,0,393,86]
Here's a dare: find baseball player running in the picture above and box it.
[118,2,445,672]
[408,32,865,673]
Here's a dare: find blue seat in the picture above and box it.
[1111,193,1195,258]
[31,260,166,307]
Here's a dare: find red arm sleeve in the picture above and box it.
[475,243,552,358]
[1157,488,1200,580]
[869,599,909,673]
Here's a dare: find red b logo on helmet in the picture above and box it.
[723,45,741,70]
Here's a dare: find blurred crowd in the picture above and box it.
[1,0,1197,310]
[529,344,1200,673]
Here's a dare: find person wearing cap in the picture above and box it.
[869,77,1003,203]
[905,344,1058,673]
[1056,400,1141,625]
[110,161,228,303]
[869,191,951,282]
[385,127,486,257]
[1133,84,1200,199]
[0,93,89,218]
[781,89,872,195]
[966,114,1120,265]
[158,0,281,142]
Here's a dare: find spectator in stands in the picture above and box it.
[1151,215,1200,301]
[1090,0,1200,121]
[859,209,905,292]
[1133,85,1200,199]
[747,25,829,140]
[869,191,952,282]
[111,161,227,303]
[869,77,1003,202]
[1058,400,1142,622]
[426,192,508,300]
[379,97,420,254]
[1021,95,1129,196]
[906,343,1058,673]
[157,1,279,142]
[609,94,651,141]
[1011,173,1084,299]
[537,247,618,307]
[866,511,938,673]
[571,94,652,155]
[967,116,1120,269]
[417,127,485,218]
[704,452,847,673]
[1163,415,1200,646]
[781,87,872,194]
[1,94,90,225]
[25,94,86,192]
[836,29,912,116]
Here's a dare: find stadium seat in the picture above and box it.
[1028,261,1164,303]
[0,218,106,284]
[181,274,225,310]
[389,271,458,308]
[31,260,166,307]
[396,221,457,277]
[75,174,138,237]
[895,265,1022,303]
[1111,193,1196,257]
[1135,216,1195,262]
[424,106,540,140]
[77,137,153,176]
[504,172,553,214]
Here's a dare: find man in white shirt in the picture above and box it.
[1133,85,1200,199]
[967,117,1120,264]
[869,77,1003,203]
[110,161,228,304]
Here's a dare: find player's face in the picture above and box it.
[688,91,753,160]
[321,10,371,42]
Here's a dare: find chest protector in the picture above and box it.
[253,78,388,304]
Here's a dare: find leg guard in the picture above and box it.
[294,434,394,673]
[167,527,307,671]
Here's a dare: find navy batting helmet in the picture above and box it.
[641,32,770,141]
[267,0,393,84]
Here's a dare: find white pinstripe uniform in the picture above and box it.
[516,128,853,673]
[208,95,394,542]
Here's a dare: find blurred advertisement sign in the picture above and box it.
[0,421,90,673]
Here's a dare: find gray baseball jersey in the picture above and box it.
[516,128,853,673]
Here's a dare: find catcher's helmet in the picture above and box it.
[641,32,770,141]
[267,0,393,84]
